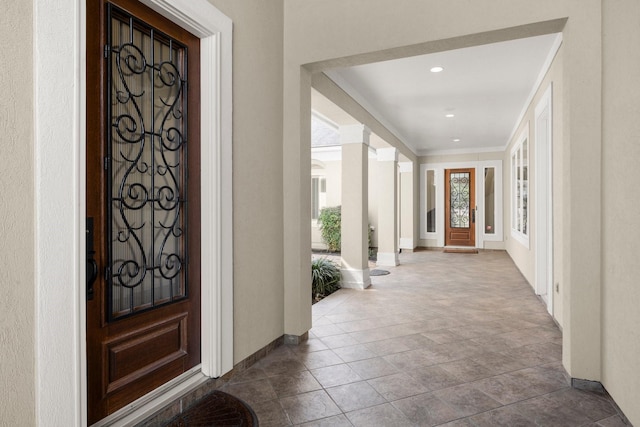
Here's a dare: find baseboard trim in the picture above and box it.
[285,332,309,345]
[376,251,399,267]
[399,237,414,249]
[571,378,605,393]
[571,378,632,425]
[341,267,371,289]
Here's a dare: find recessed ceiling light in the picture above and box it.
[453,138,461,142]
[430,66,444,73]
[445,113,455,118]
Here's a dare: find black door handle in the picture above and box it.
[87,217,97,301]
[87,258,98,300]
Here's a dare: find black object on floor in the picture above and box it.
[370,269,390,276]
[165,390,258,426]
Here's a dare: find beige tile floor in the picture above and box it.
[221,250,629,426]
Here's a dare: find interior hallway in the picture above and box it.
[220,250,627,426]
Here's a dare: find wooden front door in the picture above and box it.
[86,0,201,423]
[445,168,476,247]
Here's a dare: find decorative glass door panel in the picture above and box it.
[108,6,188,319]
[449,172,471,228]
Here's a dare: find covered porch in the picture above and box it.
[220,250,624,426]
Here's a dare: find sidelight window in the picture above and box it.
[511,125,529,246]
[311,176,326,220]
[426,169,436,232]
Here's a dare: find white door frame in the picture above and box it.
[34,1,233,425]
[534,84,554,315]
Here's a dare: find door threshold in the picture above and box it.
[91,366,208,427]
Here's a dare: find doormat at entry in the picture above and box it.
[165,390,258,426]
[370,269,390,276]
[443,248,479,254]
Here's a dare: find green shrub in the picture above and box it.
[318,206,341,252]
[311,257,341,301]
[318,206,376,254]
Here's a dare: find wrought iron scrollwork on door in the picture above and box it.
[106,5,189,319]
[449,172,471,228]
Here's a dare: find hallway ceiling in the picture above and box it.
[320,33,561,156]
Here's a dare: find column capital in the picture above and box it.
[399,161,413,173]
[339,124,371,146]
[377,147,398,162]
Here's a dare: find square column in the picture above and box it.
[340,125,371,289]
[399,161,416,251]
[376,148,399,266]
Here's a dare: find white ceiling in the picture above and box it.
[319,33,562,156]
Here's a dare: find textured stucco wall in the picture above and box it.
[0,1,35,425]
[208,0,286,363]
[601,1,640,424]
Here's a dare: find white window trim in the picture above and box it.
[478,160,504,246]
[510,123,530,248]
[311,174,326,225]
[34,0,233,425]
[419,165,439,240]
[535,84,554,315]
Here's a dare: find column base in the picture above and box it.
[399,237,414,250]
[284,332,309,345]
[377,252,399,267]
[341,268,371,289]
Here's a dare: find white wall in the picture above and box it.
[601,1,640,423]
[0,1,35,424]
[503,46,564,326]
[208,0,286,362]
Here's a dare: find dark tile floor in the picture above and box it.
[221,250,628,426]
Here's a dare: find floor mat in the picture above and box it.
[443,248,479,254]
[165,390,258,426]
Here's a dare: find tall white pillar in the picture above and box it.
[376,148,399,267]
[340,125,371,289]
[399,161,416,251]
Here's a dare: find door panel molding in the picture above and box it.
[105,313,188,393]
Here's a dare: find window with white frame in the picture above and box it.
[511,125,529,245]
[311,176,326,220]
[484,167,496,235]
[425,169,436,233]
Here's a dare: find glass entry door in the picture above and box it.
[86,0,201,422]
[445,168,476,247]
